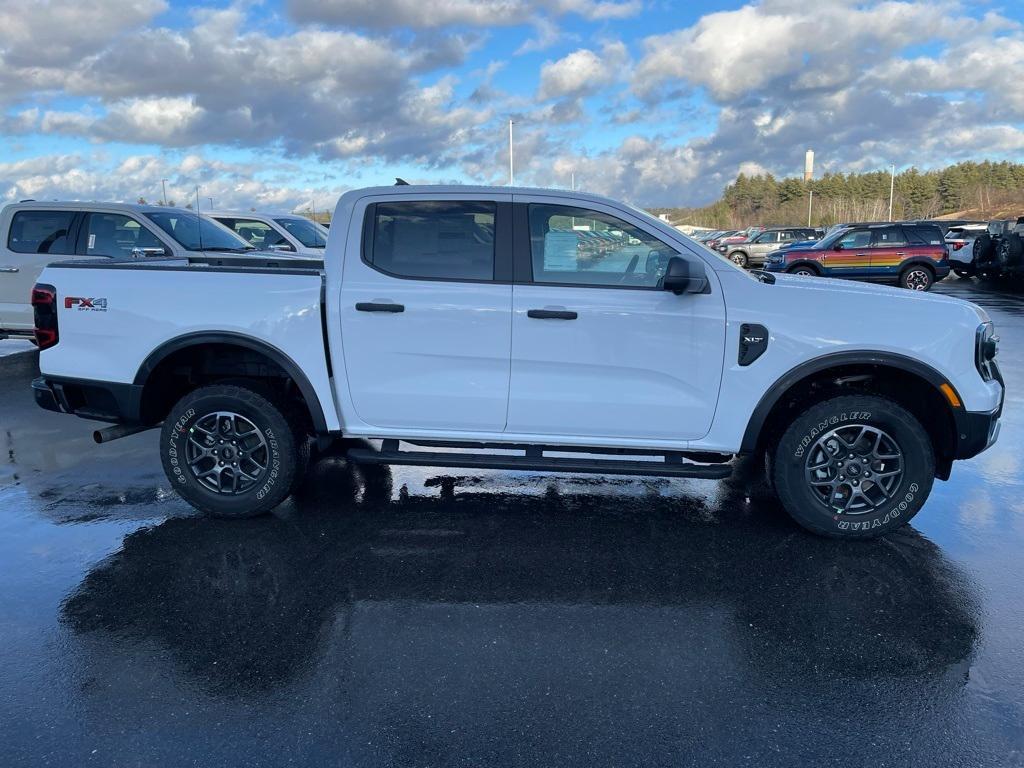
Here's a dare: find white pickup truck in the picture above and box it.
[31,185,1004,539]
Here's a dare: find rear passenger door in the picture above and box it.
[1,209,81,331]
[869,226,909,275]
[339,196,514,433]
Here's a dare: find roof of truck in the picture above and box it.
[2,200,212,216]
[342,184,627,208]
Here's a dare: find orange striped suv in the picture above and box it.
[764,223,950,291]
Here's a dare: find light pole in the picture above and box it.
[508,118,515,186]
[207,197,214,210]
[888,164,896,222]
[161,178,168,206]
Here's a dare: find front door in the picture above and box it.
[339,197,514,432]
[505,200,726,442]
[824,227,872,273]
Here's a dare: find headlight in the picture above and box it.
[768,253,783,263]
[976,321,999,381]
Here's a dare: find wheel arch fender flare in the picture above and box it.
[133,331,328,432]
[786,260,821,274]
[740,351,957,454]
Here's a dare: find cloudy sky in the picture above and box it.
[1,0,1022,211]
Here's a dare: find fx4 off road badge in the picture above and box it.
[65,297,108,312]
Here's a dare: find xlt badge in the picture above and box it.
[739,323,769,366]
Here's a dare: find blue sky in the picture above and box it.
[1,0,1023,210]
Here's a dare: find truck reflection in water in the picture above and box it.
[61,447,978,703]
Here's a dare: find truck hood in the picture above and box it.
[767,272,989,321]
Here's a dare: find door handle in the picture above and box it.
[895,252,906,257]
[527,309,578,320]
[0,266,19,273]
[356,302,404,313]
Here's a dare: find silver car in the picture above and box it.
[721,228,818,268]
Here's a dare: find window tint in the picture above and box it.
[529,204,678,288]
[7,210,76,254]
[837,229,871,249]
[905,225,944,245]
[755,232,778,243]
[871,226,908,247]
[275,217,327,248]
[369,201,495,280]
[218,218,290,249]
[145,212,253,252]
[84,213,164,257]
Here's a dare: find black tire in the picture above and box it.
[973,234,993,263]
[953,267,973,278]
[772,395,934,539]
[788,264,819,276]
[899,264,934,291]
[161,384,300,518]
[998,233,1023,266]
[729,251,749,268]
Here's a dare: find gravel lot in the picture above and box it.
[1,277,1022,767]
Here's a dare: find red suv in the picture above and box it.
[763,223,950,290]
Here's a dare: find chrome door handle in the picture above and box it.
[895,252,906,257]
[0,266,19,273]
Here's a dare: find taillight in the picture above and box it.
[32,283,58,350]
[951,241,965,251]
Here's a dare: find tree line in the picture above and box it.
[653,161,1024,228]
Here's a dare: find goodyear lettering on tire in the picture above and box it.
[167,407,196,485]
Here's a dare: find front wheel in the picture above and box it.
[729,251,748,268]
[772,395,934,539]
[788,265,819,276]
[161,384,300,517]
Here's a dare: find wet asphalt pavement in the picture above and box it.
[1,278,1023,767]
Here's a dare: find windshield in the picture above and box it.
[144,212,254,252]
[275,217,328,248]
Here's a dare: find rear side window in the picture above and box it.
[368,201,495,281]
[83,213,164,257]
[7,210,76,254]
[904,225,944,245]
[871,226,908,247]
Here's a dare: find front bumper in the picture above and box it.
[953,363,1004,460]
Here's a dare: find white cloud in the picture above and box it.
[538,42,627,100]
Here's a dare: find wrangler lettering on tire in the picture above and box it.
[159,385,300,518]
[772,395,934,539]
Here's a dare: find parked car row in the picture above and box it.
[944,219,1024,281]
[0,201,326,338]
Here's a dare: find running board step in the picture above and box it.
[346,443,732,479]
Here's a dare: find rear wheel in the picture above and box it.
[772,395,934,539]
[161,384,300,517]
[899,265,934,291]
[730,251,749,268]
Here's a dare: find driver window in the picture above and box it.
[528,204,678,287]
[837,229,871,249]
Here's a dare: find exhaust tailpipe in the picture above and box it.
[93,423,155,444]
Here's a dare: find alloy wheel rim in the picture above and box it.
[186,411,269,494]
[731,253,745,266]
[804,424,904,515]
[906,269,930,290]
[794,268,814,276]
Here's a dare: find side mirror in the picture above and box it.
[833,243,844,251]
[131,247,166,258]
[267,243,296,253]
[661,256,709,295]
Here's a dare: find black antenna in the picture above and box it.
[194,186,204,251]
[395,177,410,186]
